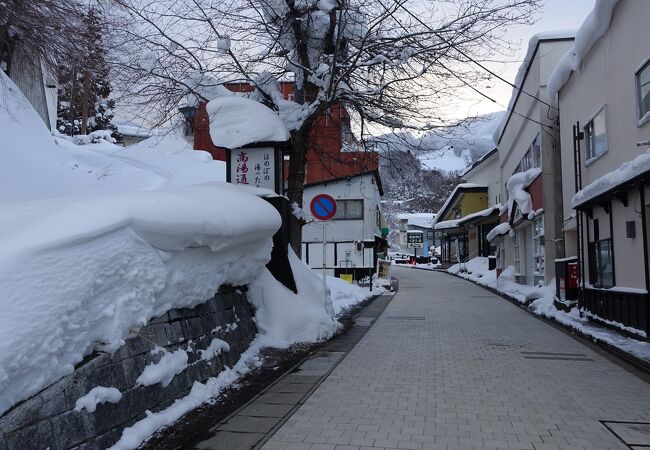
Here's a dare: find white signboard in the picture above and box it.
[230,147,276,191]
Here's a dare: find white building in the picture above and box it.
[552,0,650,336]
[301,171,384,280]
[492,33,575,286]
[397,213,435,256]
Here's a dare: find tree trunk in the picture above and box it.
[80,71,90,134]
[287,126,309,255]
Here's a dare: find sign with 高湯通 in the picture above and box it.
[407,231,424,248]
[229,147,276,191]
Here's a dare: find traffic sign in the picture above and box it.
[310,194,337,221]
[407,231,424,249]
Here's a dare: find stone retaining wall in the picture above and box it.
[0,286,257,450]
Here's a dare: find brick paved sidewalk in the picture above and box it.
[261,267,650,450]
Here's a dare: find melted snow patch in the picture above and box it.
[74,386,122,413]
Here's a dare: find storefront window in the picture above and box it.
[513,230,521,274]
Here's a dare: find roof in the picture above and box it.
[397,213,435,229]
[434,219,461,231]
[431,183,488,227]
[460,148,498,178]
[494,32,576,146]
[457,205,501,226]
[303,169,384,196]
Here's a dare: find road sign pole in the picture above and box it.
[322,220,327,308]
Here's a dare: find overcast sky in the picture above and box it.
[458,0,595,118]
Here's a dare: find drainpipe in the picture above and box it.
[640,184,650,336]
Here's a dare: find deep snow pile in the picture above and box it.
[207,96,290,149]
[327,276,373,315]
[448,257,650,363]
[247,249,340,346]
[0,72,279,415]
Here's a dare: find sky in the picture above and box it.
[457,0,596,118]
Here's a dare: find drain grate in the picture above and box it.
[521,351,593,361]
[386,316,425,320]
[601,421,650,449]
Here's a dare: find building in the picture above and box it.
[302,170,384,280]
[490,33,574,286]
[397,213,436,256]
[433,183,490,265]
[553,0,650,337]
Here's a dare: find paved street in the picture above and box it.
[261,267,650,450]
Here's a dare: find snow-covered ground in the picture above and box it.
[448,258,650,363]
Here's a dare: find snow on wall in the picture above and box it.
[547,0,619,98]
[0,72,280,415]
[207,96,290,149]
[572,148,650,208]
[74,387,123,413]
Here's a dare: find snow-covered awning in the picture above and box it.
[434,219,462,231]
[457,205,501,226]
[572,148,650,209]
[486,222,512,242]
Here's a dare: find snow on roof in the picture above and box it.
[432,183,487,227]
[505,167,542,220]
[397,212,436,229]
[460,147,497,178]
[493,30,576,145]
[434,219,461,230]
[457,204,501,226]
[116,122,158,138]
[547,0,619,99]
[207,96,290,149]
[572,148,650,208]
[486,222,512,242]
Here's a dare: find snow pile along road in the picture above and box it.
[0,72,280,415]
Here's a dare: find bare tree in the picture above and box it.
[106,0,540,254]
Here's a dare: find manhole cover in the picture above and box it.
[386,316,425,320]
[521,351,593,361]
[602,421,650,448]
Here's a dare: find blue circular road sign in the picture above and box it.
[310,194,337,221]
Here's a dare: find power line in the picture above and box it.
[393,0,558,111]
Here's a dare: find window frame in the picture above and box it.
[589,238,614,289]
[636,56,650,127]
[333,199,364,220]
[513,229,521,275]
[584,106,608,163]
[532,216,545,276]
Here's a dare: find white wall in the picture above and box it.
[302,174,381,271]
[463,152,500,206]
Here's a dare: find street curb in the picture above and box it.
[442,271,650,379]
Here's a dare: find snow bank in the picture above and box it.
[136,348,189,388]
[572,148,650,208]
[0,72,279,415]
[327,276,373,315]
[505,167,541,219]
[109,339,265,450]
[247,249,339,346]
[207,96,290,149]
[547,0,619,98]
[74,387,123,413]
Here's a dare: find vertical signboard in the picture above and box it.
[228,147,280,193]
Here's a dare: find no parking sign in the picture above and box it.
[310,194,337,221]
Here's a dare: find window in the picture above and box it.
[589,239,614,288]
[513,229,521,274]
[333,199,363,220]
[521,150,531,172]
[637,60,650,123]
[531,134,541,168]
[533,217,545,276]
[585,108,608,160]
